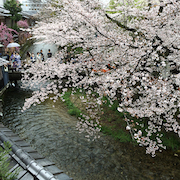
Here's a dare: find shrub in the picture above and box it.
[0,142,19,180]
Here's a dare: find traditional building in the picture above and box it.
[0,2,11,26]
[21,0,46,16]
[0,0,5,7]
[0,0,45,25]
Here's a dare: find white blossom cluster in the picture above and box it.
[22,0,180,156]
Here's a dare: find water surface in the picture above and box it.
[1,87,180,180]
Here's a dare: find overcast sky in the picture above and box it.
[18,0,111,7]
[18,0,110,4]
[99,0,110,5]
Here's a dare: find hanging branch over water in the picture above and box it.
[22,0,180,157]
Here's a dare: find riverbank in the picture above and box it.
[45,91,180,180]
[62,89,180,152]
[57,89,180,179]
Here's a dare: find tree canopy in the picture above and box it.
[0,22,18,47]
[22,0,180,157]
[4,0,22,29]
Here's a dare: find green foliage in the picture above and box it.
[0,142,19,180]
[12,24,19,32]
[102,96,121,112]
[105,10,122,14]
[4,0,22,29]
[20,39,35,58]
[101,126,132,142]
[63,91,82,117]
[66,45,84,56]
[62,89,180,151]
[108,0,147,9]
[107,0,148,27]
[74,47,83,54]
[68,108,81,116]
[109,0,119,9]
[161,132,180,151]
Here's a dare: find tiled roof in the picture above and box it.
[0,6,10,14]
[0,58,9,66]
[0,123,73,180]
[0,12,11,16]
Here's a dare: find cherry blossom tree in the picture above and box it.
[21,0,180,156]
[17,20,29,29]
[0,22,18,47]
[17,20,30,45]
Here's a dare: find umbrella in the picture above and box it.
[7,42,20,48]
[0,43,4,47]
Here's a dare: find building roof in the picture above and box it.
[0,6,10,14]
[0,58,9,66]
[0,12,11,17]
[0,123,73,180]
[0,6,11,18]
[20,10,35,17]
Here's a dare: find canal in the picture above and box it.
[1,84,180,180]
[21,42,58,61]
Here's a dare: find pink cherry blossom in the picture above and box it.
[21,0,180,156]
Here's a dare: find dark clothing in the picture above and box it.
[47,52,52,58]
[6,54,10,61]
[40,52,44,61]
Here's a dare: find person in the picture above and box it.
[10,52,16,69]
[4,51,11,68]
[5,51,10,61]
[26,51,31,66]
[16,52,20,61]
[13,52,19,70]
[16,52,21,71]
[10,52,15,62]
[40,49,44,61]
[47,49,52,58]
[66,52,71,63]
[4,64,8,72]
[30,53,36,63]
[36,52,41,63]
